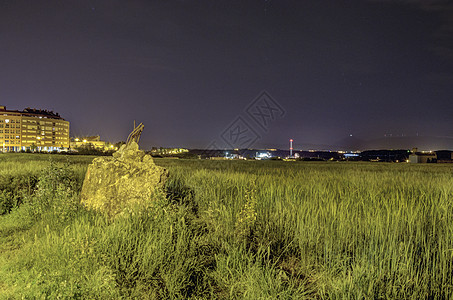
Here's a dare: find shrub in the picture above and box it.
[0,174,38,215]
[27,162,80,224]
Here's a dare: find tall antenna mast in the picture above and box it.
[290,139,293,158]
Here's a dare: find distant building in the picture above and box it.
[254,151,270,160]
[360,150,410,162]
[149,147,189,155]
[70,135,111,150]
[409,151,436,163]
[0,105,70,152]
[435,150,453,163]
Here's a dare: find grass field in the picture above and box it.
[1,153,453,299]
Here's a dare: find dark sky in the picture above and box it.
[1,0,453,149]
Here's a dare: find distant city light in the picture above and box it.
[256,152,271,160]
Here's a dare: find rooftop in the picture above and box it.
[0,105,63,119]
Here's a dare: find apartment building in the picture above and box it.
[0,105,70,152]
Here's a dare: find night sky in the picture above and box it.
[1,0,453,150]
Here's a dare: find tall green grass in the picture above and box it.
[1,155,453,298]
[0,153,91,214]
[157,160,453,298]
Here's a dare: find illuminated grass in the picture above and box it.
[1,154,452,298]
[157,159,453,298]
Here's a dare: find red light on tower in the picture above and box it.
[289,139,293,157]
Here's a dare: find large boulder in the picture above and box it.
[80,142,168,217]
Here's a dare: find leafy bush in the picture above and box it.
[0,174,38,215]
[27,162,80,224]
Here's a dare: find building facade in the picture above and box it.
[435,150,453,163]
[0,106,70,152]
[70,135,110,150]
[409,152,436,163]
